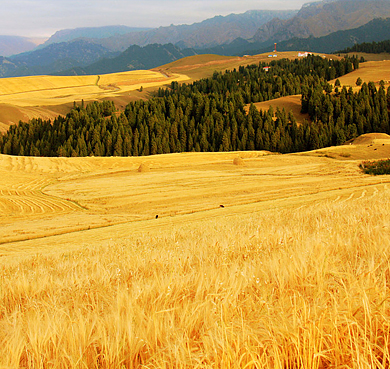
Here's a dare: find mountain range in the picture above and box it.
[1,0,390,78]
[44,10,298,52]
[253,0,390,43]
[0,36,46,57]
[264,17,390,54]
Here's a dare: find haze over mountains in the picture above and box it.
[252,0,390,43]
[0,36,46,57]
[266,17,390,54]
[1,0,390,78]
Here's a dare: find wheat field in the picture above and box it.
[0,70,190,107]
[0,70,190,132]
[1,53,390,368]
[1,134,390,368]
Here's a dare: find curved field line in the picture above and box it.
[2,186,83,215]
[35,191,82,211]
[25,197,48,214]
[6,198,28,213]
[371,187,379,198]
[0,199,9,211]
[332,195,341,202]
[358,190,367,199]
[342,193,355,202]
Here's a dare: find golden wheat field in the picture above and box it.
[1,53,390,367]
[1,133,390,368]
[0,70,190,132]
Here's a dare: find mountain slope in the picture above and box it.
[0,40,114,77]
[41,26,152,47]
[0,36,43,57]
[58,43,197,75]
[253,0,390,44]
[81,10,298,52]
[267,17,390,54]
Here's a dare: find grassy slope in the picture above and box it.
[1,136,390,366]
[1,54,390,366]
[0,51,341,132]
[246,95,310,125]
[155,51,339,82]
[0,134,389,254]
[331,60,390,88]
[0,70,190,132]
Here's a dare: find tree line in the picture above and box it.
[2,54,386,158]
[339,40,390,54]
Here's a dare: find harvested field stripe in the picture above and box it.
[358,190,367,199]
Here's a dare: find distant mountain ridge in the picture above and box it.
[1,0,390,78]
[42,10,298,52]
[41,26,152,47]
[0,40,115,77]
[253,0,390,44]
[268,17,390,54]
[0,36,45,57]
[55,44,197,76]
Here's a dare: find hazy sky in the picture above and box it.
[0,0,309,37]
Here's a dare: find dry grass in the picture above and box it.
[156,52,340,82]
[343,52,390,62]
[1,139,390,367]
[0,70,190,130]
[331,60,390,89]
[1,186,390,368]
[2,142,390,249]
[246,95,311,125]
[0,103,71,133]
[0,71,189,107]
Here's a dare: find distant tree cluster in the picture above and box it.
[339,40,390,54]
[0,55,375,157]
[301,81,390,148]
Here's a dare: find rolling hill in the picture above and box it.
[1,137,390,366]
[0,52,338,131]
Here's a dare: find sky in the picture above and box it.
[0,0,309,38]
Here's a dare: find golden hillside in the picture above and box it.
[0,70,190,132]
[0,52,340,133]
[1,52,390,367]
[1,136,390,366]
